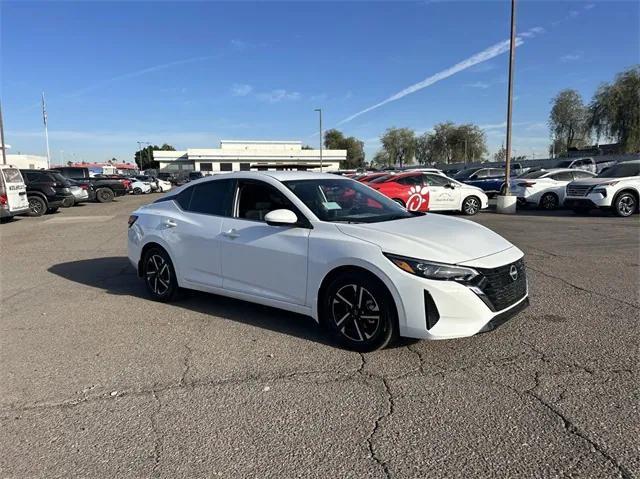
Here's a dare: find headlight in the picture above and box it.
[384,253,479,282]
[591,188,607,197]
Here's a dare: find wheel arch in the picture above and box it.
[315,264,402,330]
[613,188,639,212]
[137,240,178,278]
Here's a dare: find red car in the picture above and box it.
[357,172,392,183]
[368,172,430,212]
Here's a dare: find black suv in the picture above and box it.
[20,169,76,216]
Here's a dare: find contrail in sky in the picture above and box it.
[337,27,544,126]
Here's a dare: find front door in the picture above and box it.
[220,179,310,305]
[423,174,461,211]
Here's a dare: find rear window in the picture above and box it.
[2,168,23,183]
[519,170,548,179]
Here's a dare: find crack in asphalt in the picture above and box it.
[179,344,192,388]
[150,390,163,478]
[527,265,639,309]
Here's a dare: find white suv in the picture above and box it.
[565,160,640,217]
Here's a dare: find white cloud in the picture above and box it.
[466,81,491,89]
[560,52,582,62]
[584,3,595,10]
[231,83,253,96]
[337,26,545,125]
[256,89,301,103]
[230,39,248,50]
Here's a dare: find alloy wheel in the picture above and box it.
[145,254,171,296]
[617,195,635,217]
[541,194,558,210]
[463,197,480,215]
[331,284,381,342]
[29,198,44,216]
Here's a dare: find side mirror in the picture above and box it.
[265,209,298,227]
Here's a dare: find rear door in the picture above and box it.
[166,179,235,289]
[220,179,311,305]
[548,171,575,202]
[0,168,29,212]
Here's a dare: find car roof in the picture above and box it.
[209,171,351,182]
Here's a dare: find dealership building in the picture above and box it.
[153,140,346,174]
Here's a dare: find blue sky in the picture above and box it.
[2,0,639,163]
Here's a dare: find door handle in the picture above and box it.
[163,219,177,228]
[222,228,240,239]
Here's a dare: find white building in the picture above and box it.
[154,140,346,174]
[5,154,49,170]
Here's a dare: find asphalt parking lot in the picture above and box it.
[1,194,638,478]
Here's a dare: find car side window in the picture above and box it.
[396,176,422,186]
[472,170,488,179]
[488,169,504,177]
[184,179,234,216]
[551,171,574,181]
[236,180,301,222]
[423,174,449,186]
[572,170,593,179]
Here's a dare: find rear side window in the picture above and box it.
[573,171,594,179]
[551,171,574,181]
[2,168,23,183]
[396,176,422,186]
[186,179,234,216]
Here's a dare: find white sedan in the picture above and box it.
[130,180,152,195]
[510,168,596,209]
[128,172,528,351]
[423,173,489,215]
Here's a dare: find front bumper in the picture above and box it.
[388,247,529,340]
[565,194,610,209]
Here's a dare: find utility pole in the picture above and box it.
[0,100,6,165]
[314,108,323,172]
[504,0,516,195]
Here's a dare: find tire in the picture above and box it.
[47,207,59,214]
[613,192,637,217]
[96,188,114,203]
[142,247,180,302]
[27,196,47,217]
[158,186,164,193]
[539,192,559,210]
[322,271,397,352]
[133,187,142,195]
[392,199,405,207]
[461,195,481,215]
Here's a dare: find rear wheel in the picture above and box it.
[461,196,481,215]
[133,187,142,195]
[142,247,180,302]
[539,192,559,210]
[613,192,637,217]
[322,271,397,352]
[27,196,47,217]
[96,188,114,203]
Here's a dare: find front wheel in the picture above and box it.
[133,187,142,195]
[613,192,637,217]
[142,248,180,302]
[322,271,397,352]
[27,196,47,217]
[461,196,481,215]
[539,193,559,210]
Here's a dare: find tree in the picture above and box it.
[415,122,487,164]
[301,145,314,150]
[548,89,589,156]
[380,127,416,168]
[493,146,506,162]
[323,129,365,169]
[135,143,175,170]
[588,66,640,153]
[372,149,390,167]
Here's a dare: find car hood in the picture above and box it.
[336,214,515,265]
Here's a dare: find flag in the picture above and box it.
[41,92,48,127]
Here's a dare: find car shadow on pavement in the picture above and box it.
[48,256,339,348]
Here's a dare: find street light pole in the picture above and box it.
[0,100,7,165]
[504,0,517,196]
[314,108,323,172]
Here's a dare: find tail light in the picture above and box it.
[80,184,88,190]
[518,181,536,187]
[0,193,7,206]
[128,215,138,228]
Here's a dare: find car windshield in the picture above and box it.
[283,178,415,223]
[597,162,639,178]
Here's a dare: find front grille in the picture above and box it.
[566,184,591,197]
[476,258,527,311]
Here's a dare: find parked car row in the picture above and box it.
[0,165,172,221]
